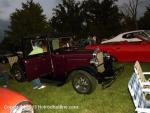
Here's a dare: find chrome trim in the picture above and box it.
[11,100,34,113]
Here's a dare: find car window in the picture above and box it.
[51,38,71,51]
[24,39,48,57]
[122,33,134,39]
[52,39,60,50]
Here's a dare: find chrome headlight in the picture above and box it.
[11,101,34,113]
[90,57,99,66]
[92,48,100,56]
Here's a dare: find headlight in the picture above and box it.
[90,57,99,66]
[93,48,100,56]
[11,101,34,113]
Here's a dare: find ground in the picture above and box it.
[1,62,150,113]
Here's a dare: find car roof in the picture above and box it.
[23,35,72,40]
[120,30,145,35]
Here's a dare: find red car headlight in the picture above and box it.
[11,101,34,113]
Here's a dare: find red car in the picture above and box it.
[86,35,150,62]
[0,88,34,113]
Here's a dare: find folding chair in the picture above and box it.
[128,73,150,113]
[134,61,150,88]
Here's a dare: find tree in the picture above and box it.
[138,6,150,29]
[82,0,122,38]
[51,0,122,38]
[120,0,141,30]
[50,0,84,37]
[3,0,50,50]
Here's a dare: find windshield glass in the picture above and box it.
[130,31,150,41]
[144,30,150,39]
[145,30,150,35]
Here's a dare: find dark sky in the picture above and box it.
[0,0,149,41]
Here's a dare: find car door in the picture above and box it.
[113,41,147,62]
[23,38,53,80]
[134,42,150,62]
[49,38,67,77]
[100,42,138,62]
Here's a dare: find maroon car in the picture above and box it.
[11,36,114,94]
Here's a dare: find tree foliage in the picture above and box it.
[138,5,150,29]
[51,0,122,38]
[3,0,50,50]
[120,0,141,30]
[82,0,122,37]
[50,0,84,37]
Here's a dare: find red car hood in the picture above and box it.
[0,88,29,113]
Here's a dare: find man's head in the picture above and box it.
[32,41,41,49]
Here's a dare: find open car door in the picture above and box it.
[23,38,52,80]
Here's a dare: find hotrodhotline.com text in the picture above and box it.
[4,104,79,110]
[33,104,79,110]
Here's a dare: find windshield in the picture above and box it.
[144,30,150,39]
[129,31,150,41]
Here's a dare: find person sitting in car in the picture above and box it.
[29,40,46,89]
[29,40,44,55]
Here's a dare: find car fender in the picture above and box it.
[0,88,32,113]
[11,63,25,73]
[67,65,98,81]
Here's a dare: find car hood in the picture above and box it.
[0,88,30,113]
[54,47,94,54]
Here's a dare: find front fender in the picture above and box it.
[68,65,99,81]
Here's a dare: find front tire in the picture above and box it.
[71,70,97,94]
[12,64,25,82]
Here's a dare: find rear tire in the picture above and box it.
[71,70,97,94]
[12,64,25,82]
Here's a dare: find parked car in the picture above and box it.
[10,35,114,94]
[86,34,150,62]
[101,30,150,44]
[0,87,34,113]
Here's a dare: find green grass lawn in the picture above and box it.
[2,62,150,113]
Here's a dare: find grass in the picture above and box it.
[1,62,150,113]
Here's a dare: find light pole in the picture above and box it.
[82,20,87,38]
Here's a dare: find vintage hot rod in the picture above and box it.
[10,36,115,94]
